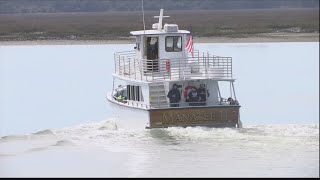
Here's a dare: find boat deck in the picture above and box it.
[114,50,234,82]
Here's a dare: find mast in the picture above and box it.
[153,9,169,30]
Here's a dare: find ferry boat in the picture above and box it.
[106,9,242,129]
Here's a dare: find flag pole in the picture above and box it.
[142,0,146,34]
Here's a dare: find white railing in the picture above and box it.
[113,94,239,109]
[114,50,233,81]
[150,99,240,109]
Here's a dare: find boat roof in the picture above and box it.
[130,30,190,36]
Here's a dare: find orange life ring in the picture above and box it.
[184,85,197,98]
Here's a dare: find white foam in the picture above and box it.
[53,139,74,146]
[32,129,55,135]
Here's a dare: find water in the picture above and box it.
[0,43,319,177]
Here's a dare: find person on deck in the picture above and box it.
[227,97,239,105]
[187,87,200,106]
[198,84,209,105]
[167,83,181,107]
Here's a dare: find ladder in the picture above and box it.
[149,82,168,108]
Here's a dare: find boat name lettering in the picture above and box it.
[162,111,227,124]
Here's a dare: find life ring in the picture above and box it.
[184,85,197,98]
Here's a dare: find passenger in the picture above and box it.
[146,38,159,72]
[146,38,153,72]
[187,87,199,106]
[152,41,159,59]
[197,84,209,105]
[227,97,238,105]
[167,83,181,107]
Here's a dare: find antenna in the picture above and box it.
[142,0,146,33]
[154,9,169,31]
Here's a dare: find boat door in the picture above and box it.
[145,37,159,72]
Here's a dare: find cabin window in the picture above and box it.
[131,86,135,101]
[136,86,141,101]
[127,85,131,100]
[126,85,144,102]
[165,36,182,52]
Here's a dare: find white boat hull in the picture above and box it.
[107,93,241,129]
[106,93,150,129]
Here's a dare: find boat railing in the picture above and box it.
[150,99,240,109]
[114,50,233,81]
[113,95,239,109]
[114,50,136,76]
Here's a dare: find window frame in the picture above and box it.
[165,36,182,52]
[126,85,144,102]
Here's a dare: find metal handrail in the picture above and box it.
[149,99,240,109]
[114,50,233,81]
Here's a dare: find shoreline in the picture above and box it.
[0,33,318,46]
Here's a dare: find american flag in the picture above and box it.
[185,35,194,57]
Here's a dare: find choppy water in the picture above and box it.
[0,43,319,177]
[0,121,318,177]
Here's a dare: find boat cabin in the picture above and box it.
[130,10,189,73]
